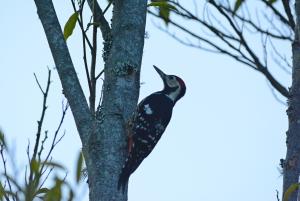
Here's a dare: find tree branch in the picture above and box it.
[89,5,98,115]
[219,3,292,41]
[70,0,93,96]
[281,0,295,30]
[39,101,69,176]
[87,0,111,42]
[149,11,257,69]
[261,0,291,28]
[0,146,14,201]
[209,0,289,97]
[153,0,290,97]
[33,0,93,145]
[29,69,51,182]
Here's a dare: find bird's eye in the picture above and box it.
[170,76,175,80]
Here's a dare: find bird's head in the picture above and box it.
[153,65,186,103]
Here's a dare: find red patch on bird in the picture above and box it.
[175,76,186,97]
[176,76,186,89]
[128,136,133,153]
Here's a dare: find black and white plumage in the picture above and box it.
[118,65,186,192]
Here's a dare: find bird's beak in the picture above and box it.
[153,65,167,80]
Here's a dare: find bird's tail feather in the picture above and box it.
[118,170,129,194]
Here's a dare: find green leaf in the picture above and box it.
[283,183,300,201]
[268,0,278,4]
[159,7,170,25]
[35,188,50,195]
[0,129,6,148]
[233,0,245,14]
[0,183,5,199]
[76,151,83,183]
[44,178,63,201]
[148,1,177,25]
[147,2,177,11]
[31,159,40,174]
[42,161,65,170]
[63,12,79,41]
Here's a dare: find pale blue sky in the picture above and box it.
[0,1,290,201]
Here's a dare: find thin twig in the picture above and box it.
[150,0,290,97]
[89,0,98,115]
[71,0,93,94]
[86,0,111,42]
[37,131,48,162]
[95,69,104,80]
[70,0,93,50]
[26,140,30,186]
[33,74,45,94]
[38,167,54,190]
[276,189,280,201]
[24,166,28,186]
[102,0,113,15]
[209,1,289,97]
[266,80,287,106]
[149,10,257,70]
[0,146,15,201]
[281,0,295,30]
[0,181,10,201]
[261,0,290,27]
[29,69,51,182]
[269,38,292,73]
[39,102,69,175]
[219,4,292,41]
[53,131,66,147]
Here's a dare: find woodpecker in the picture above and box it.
[118,65,186,192]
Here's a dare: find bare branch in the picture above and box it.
[149,10,257,68]
[38,166,54,190]
[150,0,290,97]
[37,131,48,162]
[70,0,93,50]
[266,79,287,106]
[269,38,292,74]
[71,0,93,98]
[34,0,93,145]
[87,0,111,42]
[276,189,281,201]
[0,146,14,201]
[95,69,104,80]
[219,4,292,41]
[33,73,45,94]
[102,0,113,15]
[29,69,51,182]
[89,7,98,115]
[39,101,69,175]
[281,0,295,30]
[261,0,291,28]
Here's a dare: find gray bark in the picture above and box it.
[87,1,147,200]
[283,1,300,201]
[33,0,93,146]
[33,0,148,200]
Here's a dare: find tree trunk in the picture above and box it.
[33,0,147,200]
[86,1,147,200]
[283,1,300,201]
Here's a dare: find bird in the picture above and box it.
[118,65,186,193]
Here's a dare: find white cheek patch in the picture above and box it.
[167,79,178,87]
[144,104,153,115]
[167,84,181,102]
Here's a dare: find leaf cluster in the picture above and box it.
[0,70,85,201]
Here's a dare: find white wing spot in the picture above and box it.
[149,135,155,141]
[140,139,148,143]
[144,104,153,115]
